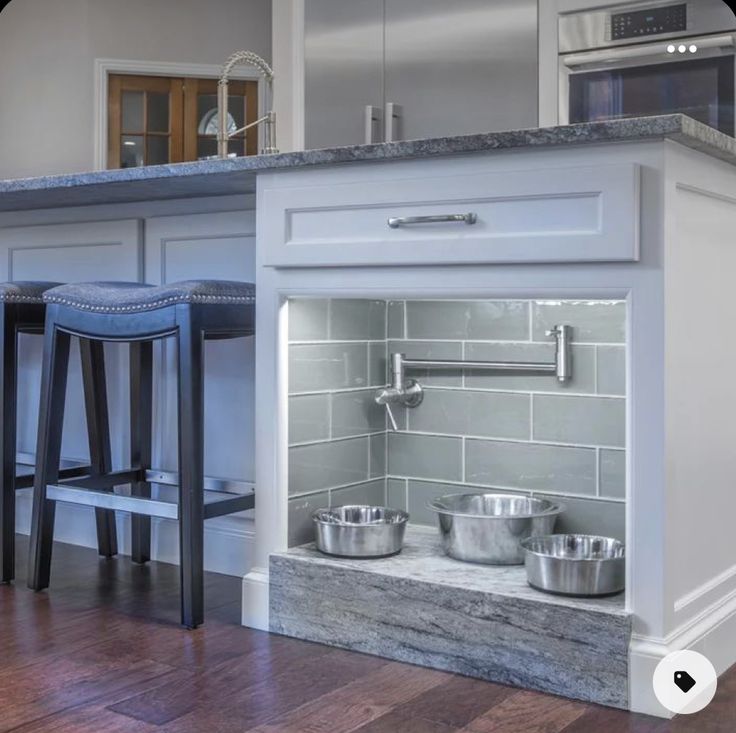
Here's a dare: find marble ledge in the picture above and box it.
[270,526,631,709]
[1,114,734,213]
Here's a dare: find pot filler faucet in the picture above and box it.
[218,51,277,157]
[375,324,573,431]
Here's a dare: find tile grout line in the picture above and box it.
[384,474,626,505]
[594,344,599,394]
[292,338,625,346]
[290,428,626,452]
[461,437,466,483]
[529,393,535,441]
[289,385,626,399]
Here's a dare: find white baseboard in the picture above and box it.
[630,588,736,717]
[15,491,254,577]
[242,566,270,630]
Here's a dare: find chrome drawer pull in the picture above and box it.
[387,212,478,229]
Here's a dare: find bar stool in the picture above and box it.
[0,282,119,583]
[27,280,255,628]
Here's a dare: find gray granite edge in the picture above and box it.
[1,114,734,197]
[269,550,631,621]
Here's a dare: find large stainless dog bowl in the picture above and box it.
[427,493,564,565]
[520,534,625,597]
[312,505,409,558]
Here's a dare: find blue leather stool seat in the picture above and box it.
[43,280,256,313]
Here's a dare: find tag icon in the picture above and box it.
[674,670,697,694]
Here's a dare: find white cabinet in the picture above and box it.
[260,160,641,267]
[0,219,142,462]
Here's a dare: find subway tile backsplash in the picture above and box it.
[288,297,626,546]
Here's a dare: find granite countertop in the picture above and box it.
[1,114,733,213]
[277,524,628,617]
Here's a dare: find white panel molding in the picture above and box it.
[242,565,270,630]
[630,591,736,716]
[93,58,264,171]
[143,210,257,576]
[0,196,255,230]
[674,563,736,617]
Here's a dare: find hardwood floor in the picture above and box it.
[0,536,733,732]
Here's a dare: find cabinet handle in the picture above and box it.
[384,102,403,143]
[387,213,478,229]
[364,105,383,145]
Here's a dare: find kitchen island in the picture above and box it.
[2,114,736,717]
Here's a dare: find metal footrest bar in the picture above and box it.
[15,464,96,491]
[45,483,255,520]
[144,469,253,494]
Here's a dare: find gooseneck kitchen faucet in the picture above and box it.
[375,325,573,430]
[218,51,277,157]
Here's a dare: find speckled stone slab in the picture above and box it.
[270,525,631,709]
[1,114,734,212]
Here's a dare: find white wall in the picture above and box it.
[0,0,272,178]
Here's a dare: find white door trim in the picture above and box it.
[93,58,263,171]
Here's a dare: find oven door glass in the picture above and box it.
[569,55,735,135]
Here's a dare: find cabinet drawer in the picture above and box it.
[260,162,640,267]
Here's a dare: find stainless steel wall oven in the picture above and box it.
[559,0,736,134]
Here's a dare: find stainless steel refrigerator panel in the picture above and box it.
[304,0,385,149]
[383,0,539,140]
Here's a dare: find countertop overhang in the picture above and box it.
[1,114,733,213]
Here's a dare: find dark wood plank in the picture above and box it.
[0,641,176,731]
[159,647,389,733]
[462,690,587,733]
[245,662,451,733]
[108,632,331,725]
[560,705,667,733]
[353,710,460,733]
[393,674,516,729]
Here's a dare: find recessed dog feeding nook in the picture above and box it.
[273,293,630,707]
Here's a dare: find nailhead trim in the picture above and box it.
[43,292,256,313]
[0,294,47,303]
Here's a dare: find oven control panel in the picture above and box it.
[610,3,687,40]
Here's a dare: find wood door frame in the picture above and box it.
[94,58,264,170]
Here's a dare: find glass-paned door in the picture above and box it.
[108,75,183,168]
[107,74,259,169]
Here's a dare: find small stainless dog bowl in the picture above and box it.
[428,493,564,565]
[520,534,625,597]
[312,505,409,558]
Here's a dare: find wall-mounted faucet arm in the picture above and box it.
[375,324,573,430]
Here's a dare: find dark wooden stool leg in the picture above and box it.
[28,321,70,591]
[80,339,117,558]
[130,341,153,564]
[177,310,205,628]
[0,305,17,583]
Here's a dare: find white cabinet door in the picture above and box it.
[145,210,256,491]
[0,219,142,463]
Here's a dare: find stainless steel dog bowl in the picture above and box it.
[427,493,564,565]
[312,505,409,558]
[520,534,625,597]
